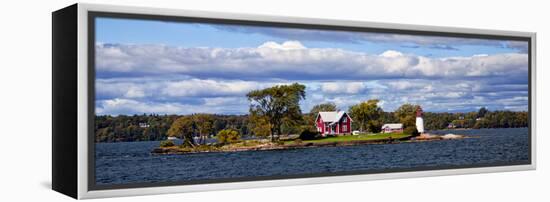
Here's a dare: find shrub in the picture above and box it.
[294,139,303,144]
[299,130,321,140]
[216,129,241,144]
[159,140,175,147]
[403,126,420,136]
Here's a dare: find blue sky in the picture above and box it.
[94,17,529,115]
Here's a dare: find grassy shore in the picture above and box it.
[290,133,410,144]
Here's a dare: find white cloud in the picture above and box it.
[96,80,158,99]
[96,98,189,115]
[387,80,420,90]
[380,50,404,57]
[94,41,529,115]
[203,97,247,107]
[96,98,249,115]
[258,41,306,50]
[97,77,293,100]
[321,82,366,94]
[124,87,146,98]
[96,42,528,81]
[161,79,261,97]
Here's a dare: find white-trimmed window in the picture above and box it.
[343,125,347,132]
[343,117,347,123]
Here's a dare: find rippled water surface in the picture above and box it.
[95,128,530,185]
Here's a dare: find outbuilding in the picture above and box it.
[381,123,403,133]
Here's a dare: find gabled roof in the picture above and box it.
[381,123,403,129]
[317,111,352,124]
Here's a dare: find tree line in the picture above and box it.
[95,114,249,143]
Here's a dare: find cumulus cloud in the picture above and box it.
[96,98,249,115]
[321,82,366,94]
[96,98,190,115]
[161,79,260,97]
[96,42,528,82]
[94,41,529,115]
[380,50,404,57]
[258,41,306,50]
[341,78,529,112]
[96,77,292,101]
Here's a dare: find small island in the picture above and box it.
[149,84,476,155]
[152,133,415,154]
[152,130,471,155]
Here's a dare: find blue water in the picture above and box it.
[95,128,530,185]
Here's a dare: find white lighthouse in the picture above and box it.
[415,106,425,134]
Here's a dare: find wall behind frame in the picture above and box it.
[0,0,548,202]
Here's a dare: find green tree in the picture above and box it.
[394,103,420,129]
[167,116,196,147]
[301,113,317,132]
[248,111,272,138]
[309,103,338,114]
[216,129,241,144]
[366,120,382,133]
[348,99,383,132]
[193,114,213,144]
[247,83,306,141]
[403,126,420,136]
[280,116,302,135]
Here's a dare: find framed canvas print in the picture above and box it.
[52,3,536,199]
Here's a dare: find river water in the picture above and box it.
[95,128,530,186]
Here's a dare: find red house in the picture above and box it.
[315,111,353,136]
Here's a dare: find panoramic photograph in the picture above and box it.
[93,17,530,186]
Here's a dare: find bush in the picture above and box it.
[159,140,175,147]
[294,139,303,144]
[216,129,241,144]
[299,130,321,140]
[403,126,420,136]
